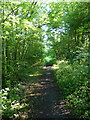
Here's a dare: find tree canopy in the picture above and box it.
[1,1,90,119]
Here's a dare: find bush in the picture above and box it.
[1,85,25,118]
[55,60,89,119]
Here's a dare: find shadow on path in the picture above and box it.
[25,66,82,120]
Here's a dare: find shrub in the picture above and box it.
[1,85,25,118]
[55,60,89,119]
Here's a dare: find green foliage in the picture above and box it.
[1,1,90,119]
[48,3,90,118]
[1,1,44,88]
[55,60,89,118]
[66,83,90,118]
[47,2,89,63]
[1,86,25,118]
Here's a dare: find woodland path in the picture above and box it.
[19,66,82,120]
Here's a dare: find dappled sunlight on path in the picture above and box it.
[26,66,72,119]
[15,66,82,120]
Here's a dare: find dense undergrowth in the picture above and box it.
[54,60,89,119]
[1,66,42,119]
[1,86,25,118]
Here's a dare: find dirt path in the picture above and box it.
[18,66,82,120]
[29,66,69,118]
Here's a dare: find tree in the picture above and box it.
[1,1,44,88]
